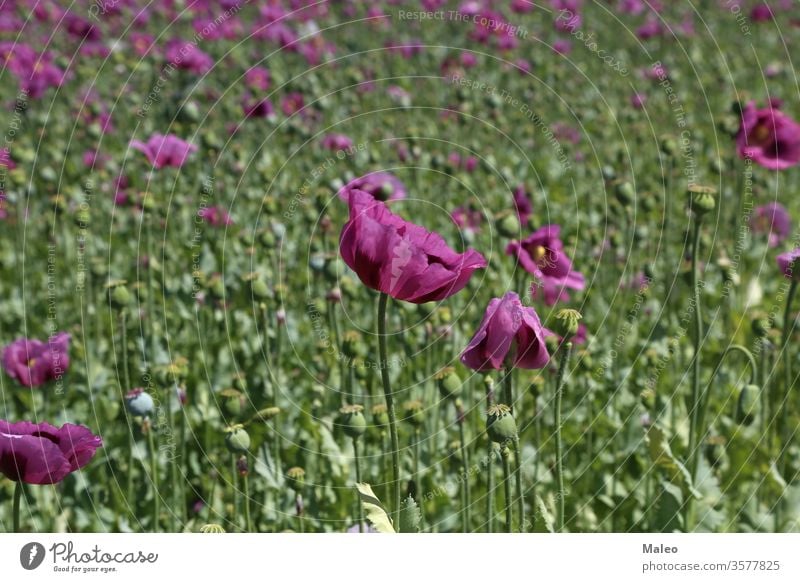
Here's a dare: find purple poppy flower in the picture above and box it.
[777,248,800,280]
[198,206,233,227]
[461,291,551,371]
[338,171,408,202]
[241,94,275,119]
[165,39,214,74]
[2,333,70,388]
[339,189,487,304]
[130,134,197,169]
[245,66,270,91]
[507,225,586,305]
[451,206,482,232]
[513,185,533,225]
[0,420,102,484]
[321,133,354,153]
[751,202,791,247]
[736,101,800,170]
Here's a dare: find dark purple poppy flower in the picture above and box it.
[777,248,800,280]
[736,101,800,170]
[751,3,773,22]
[242,94,275,119]
[198,206,233,227]
[751,202,791,247]
[461,291,551,371]
[513,185,533,225]
[340,189,486,304]
[245,66,270,91]
[2,333,70,388]
[165,39,214,74]
[507,225,586,305]
[130,134,197,169]
[338,171,408,202]
[0,420,102,484]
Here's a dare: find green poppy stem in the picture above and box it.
[554,341,573,532]
[458,409,471,533]
[501,446,513,533]
[147,425,159,532]
[353,437,365,532]
[776,278,798,531]
[12,481,23,533]
[243,472,252,533]
[376,293,401,521]
[514,437,525,531]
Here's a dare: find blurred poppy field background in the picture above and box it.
[1,0,800,534]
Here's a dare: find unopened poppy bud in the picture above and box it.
[371,403,389,428]
[107,280,130,310]
[125,388,154,418]
[403,400,425,427]
[225,425,251,453]
[338,404,367,439]
[220,388,246,419]
[486,403,517,444]
[341,330,364,358]
[736,384,761,426]
[554,308,582,339]
[687,184,716,216]
[615,181,635,205]
[250,278,271,300]
[286,466,305,492]
[250,406,281,422]
[326,287,342,303]
[660,135,678,158]
[236,455,249,476]
[496,212,520,238]
[435,367,462,400]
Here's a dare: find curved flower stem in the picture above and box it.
[353,437,365,532]
[501,446,513,533]
[514,437,525,532]
[685,217,704,531]
[377,293,400,520]
[554,341,573,532]
[147,425,159,532]
[12,481,23,533]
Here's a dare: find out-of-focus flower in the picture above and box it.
[750,202,791,247]
[165,39,214,74]
[338,171,408,202]
[198,206,234,227]
[130,134,197,169]
[736,101,800,170]
[777,248,800,280]
[321,133,354,153]
[2,333,70,388]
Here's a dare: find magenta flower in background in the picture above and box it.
[198,206,233,227]
[513,185,533,225]
[553,39,572,54]
[0,420,102,485]
[507,225,586,305]
[631,92,647,109]
[130,134,197,169]
[245,66,271,91]
[777,248,800,280]
[130,33,156,57]
[451,205,482,232]
[750,202,791,248]
[2,333,70,388]
[461,291,551,371]
[165,39,214,74]
[338,171,408,202]
[339,189,487,304]
[751,3,773,22]
[242,94,275,119]
[281,92,306,117]
[321,133,354,153]
[736,101,800,170]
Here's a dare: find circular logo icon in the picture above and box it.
[20,542,45,570]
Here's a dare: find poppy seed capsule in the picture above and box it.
[615,181,635,205]
[371,403,389,428]
[687,184,717,215]
[225,426,251,453]
[286,467,305,492]
[554,308,582,339]
[496,212,520,238]
[435,367,462,400]
[125,388,154,418]
[487,404,517,444]
[338,404,367,439]
[107,281,130,310]
[403,400,425,427]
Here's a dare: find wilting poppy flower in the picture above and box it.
[2,333,70,388]
[507,225,586,305]
[338,171,407,202]
[461,291,551,371]
[130,134,197,169]
[0,420,102,484]
[751,202,791,247]
[340,189,487,304]
[736,101,800,170]
[777,248,800,280]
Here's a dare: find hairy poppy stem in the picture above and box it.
[554,341,573,532]
[377,293,401,521]
[12,481,22,533]
[147,426,159,532]
[352,437,364,532]
[501,446,513,533]
[457,409,471,532]
[776,278,798,531]
[514,437,525,531]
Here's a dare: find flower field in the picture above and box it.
[0,0,799,534]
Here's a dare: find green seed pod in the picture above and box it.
[403,400,425,427]
[486,404,517,444]
[614,181,635,205]
[225,426,251,453]
[338,404,367,440]
[687,184,716,216]
[736,384,761,426]
[435,367,462,400]
[660,135,679,158]
[286,466,305,492]
[496,212,520,238]
[106,280,130,310]
[250,277,271,300]
[371,403,389,428]
[751,313,771,338]
[341,330,365,359]
[553,308,582,339]
[220,388,246,419]
[250,406,281,423]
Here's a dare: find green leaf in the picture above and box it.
[535,495,555,533]
[355,483,396,533]
[645,425,701,500]
[398,496,421,533]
